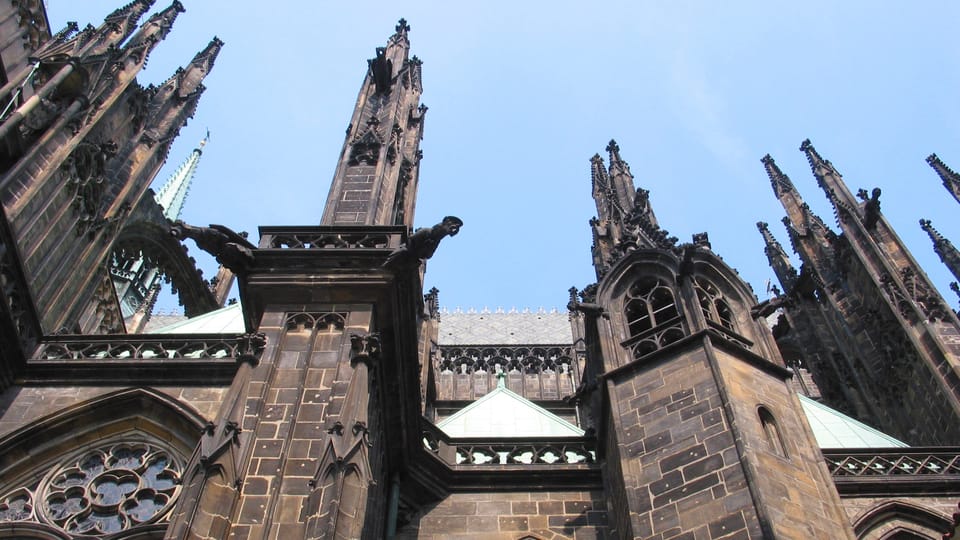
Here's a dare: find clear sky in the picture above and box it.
[46,1,960,313]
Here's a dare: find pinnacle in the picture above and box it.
[762,153,794,196]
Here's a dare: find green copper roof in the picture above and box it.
[149,303,244,334]
[799,395,907,448]
[154,132,208,221]
[437,378,583,438]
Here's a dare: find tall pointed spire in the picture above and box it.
[926,153,960,206]
[757,221,798,292]
[154,130,208,220]
[920,218,960,284]
[176,36,223,99]
[321,20,425,226]
[606,139,636,217]
[588,141,676,278]
[799,139,860,224]
[762,153,795,197]
[764,153,821,236]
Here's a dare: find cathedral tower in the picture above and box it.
[576,142,853,538]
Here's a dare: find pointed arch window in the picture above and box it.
[622,277,684,359]
[694,278,734,330]
[625,277,679,336]
[758,406,788,458]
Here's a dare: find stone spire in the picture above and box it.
[154,130,208,221]
[113,132,212,326]
[588,141,675,278]
[927,153,960,206]
[799,139,862,226]
[125,0,184,49]
[757,221,797,293]
[920,218,960,284]
[762,153,795,197]
[606,139,636,215]
[320,20,425,227]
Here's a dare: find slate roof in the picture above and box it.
[438,309,572,345]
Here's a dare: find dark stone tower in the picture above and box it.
[764,140,960,445]
[165,20,447,538]
[577,142,854,538]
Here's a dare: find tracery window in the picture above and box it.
[625,277,679,336]
[0,440,183,536]
[694,278,734,330]
[623,277,684,359]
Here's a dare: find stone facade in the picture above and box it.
[0,3,957,540]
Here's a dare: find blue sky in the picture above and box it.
[47,1,960,312]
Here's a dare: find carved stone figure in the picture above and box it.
[170,221,256,274]
[384,215,462,268]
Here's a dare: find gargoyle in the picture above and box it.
[170,221,256,274]
[384,216,462,269]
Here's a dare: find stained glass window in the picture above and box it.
[0,440,183,536]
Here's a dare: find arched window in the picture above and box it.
[0,437,185,537]
[623,277,684,359]
[694,278,734,330]
[0,389,201,540]
[624,277,679,337]
[758,406,788,458]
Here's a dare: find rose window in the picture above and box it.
[0,441,185,535]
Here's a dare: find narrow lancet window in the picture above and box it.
[759,406,788,458]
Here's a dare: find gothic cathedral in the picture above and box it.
[0,2,957,539]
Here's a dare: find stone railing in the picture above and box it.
[706,320,753,350]
[823,448,960,495]
[621,315,686,360]
[22,333,266,384]
[824,449,960,477]
[33,332,265,361]
[421,420,595,467]
[437,345,573,375]
[258,226,406,250]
